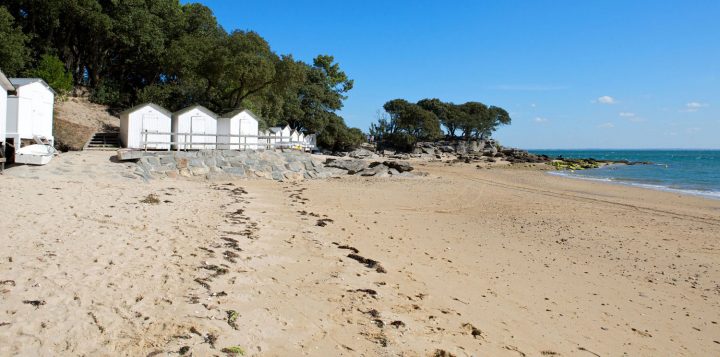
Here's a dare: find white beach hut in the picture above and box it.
[171,105,218,150]
[0,71,13,149]
[290,129,300,148]
[119,103,172,149]
[267,127,282,148]
[217,109,259,150]
[298,132,305,148]
[6,78,55,147]
[0,71,13,169]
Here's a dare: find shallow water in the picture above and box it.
[529,150,720,199]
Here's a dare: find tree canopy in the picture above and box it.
[0,1,362,150]
[371,98,511,150]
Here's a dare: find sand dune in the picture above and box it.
[1,152,718,356]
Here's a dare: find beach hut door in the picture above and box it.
[142,115,159,145]
[191,116,206,145]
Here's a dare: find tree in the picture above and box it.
[417,98,464,138]
[27,54,73,94]
[0,5,30,76]
[1,0,366,146]
[287,55,353,133]
[317,113,364,151]
[383,99,442,142]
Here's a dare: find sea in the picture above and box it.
[528,150,720,200]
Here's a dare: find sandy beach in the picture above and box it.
[1,152,719,356]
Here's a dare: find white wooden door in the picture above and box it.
[191,116,205,147]
[142,115,159,147]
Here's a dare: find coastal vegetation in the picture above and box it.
[370,98,511,151]
[0,0,360,150]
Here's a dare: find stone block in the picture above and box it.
[190,166,210,176]
[223,166,246,176]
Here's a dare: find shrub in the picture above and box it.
[27,54,73,95]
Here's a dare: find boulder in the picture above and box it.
[348,148,378,159]
[324,159,369,174]
[384,160,413,172]
[360,163,389,176]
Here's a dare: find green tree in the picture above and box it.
[27,54,73,94]
[417,98,464,138]
[383,99,442,142]
[0,5,30,76]
[317,113,364,151]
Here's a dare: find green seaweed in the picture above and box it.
[226,309,239,329]
[221,346,245,355]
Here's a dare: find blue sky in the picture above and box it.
[193,0,719,149]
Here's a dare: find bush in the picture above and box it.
[91,80,121,106]
[317,114,365,151]
[27,54,73,95]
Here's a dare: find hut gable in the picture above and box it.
[217,108,260,150]
[119,103,172,149]
[171,105,219,149]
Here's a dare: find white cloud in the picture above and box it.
[530,103,537,108]
[533,117,548,123]
[596,96,617,104]
[683,102,708,112]
[597,122,615,128]
[686,127,701,134]
[618,112,646,122]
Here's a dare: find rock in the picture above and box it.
[324,159,369,174]
[222,166,246,176]
[348,148,378,159]
[283,172,304,181]
[384,160,413,172]
[360,164,389,176]
[190,166,210,176]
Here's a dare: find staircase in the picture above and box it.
[84,132,121,150]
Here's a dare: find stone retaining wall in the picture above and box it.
[132,150,334,181]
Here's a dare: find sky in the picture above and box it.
[192,0,719,149]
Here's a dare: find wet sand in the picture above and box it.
[1,152,719,356]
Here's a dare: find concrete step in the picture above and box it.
[84,132,121,151]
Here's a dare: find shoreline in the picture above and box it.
[547,168,720,200]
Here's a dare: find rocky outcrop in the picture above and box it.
[323,158,416,177]
[324,158,369,174]
[348,148,379,159]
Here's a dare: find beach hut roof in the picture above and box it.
[173,104,218,119]
[8,77,55,94]
[269,126,283,133]
[0,70,14,91]
[120,102,172,117]
[222,108,261,122]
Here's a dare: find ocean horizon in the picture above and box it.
[529,149,720,199]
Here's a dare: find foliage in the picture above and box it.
[0,5,30,76]
[1,0,360,148]
[317,114,365,151]
[372,97,511,150]
[26,54,73,94]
